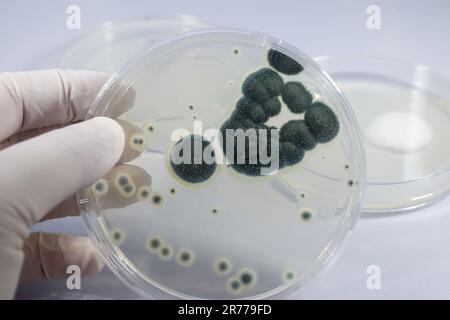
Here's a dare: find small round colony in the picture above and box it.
[227,277,243,294]
[170,134,217,184]
[282,81,313,114]
[129,133,147,152]
[300,209,315,222]
[237,268,257,288]
[110,228,125,246]
[92,179,108,196]
[213,257,232,276]
[268,49,304,75]
[282,269,298,283]
[151,192,164,206]
[242,68,284,103]
[146,235,163,253]
[158,244,174,261]
[304,102,340,143]
[176,249,195,267]
[138,185,151,201]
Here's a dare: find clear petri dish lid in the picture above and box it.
[59,16,215,72]
[77,28,366,299]
[316,55,450,214]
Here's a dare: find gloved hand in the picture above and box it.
[0,69,147,299]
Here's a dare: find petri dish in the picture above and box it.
[77,29,365,299]
[316,55,450,214]
[59,16,215,72]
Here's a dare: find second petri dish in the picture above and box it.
[78,29,365,299]
[317,55,450,214]
[59,16,215,72]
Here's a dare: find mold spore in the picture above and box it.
[242,68,284,103]
[213,257,232,276]
[268,49,304,75]
[170,134,217,184]
[282,81,313,114]
[176,249,195,267]
[146,235,163,253]
[280,120,317,151]
[304,102,340,143]
[92,179,108,196]
[151,192,164,206]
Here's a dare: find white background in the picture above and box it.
[1,0,449,299]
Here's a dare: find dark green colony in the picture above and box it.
[261,96,282,117]
[242,68,284,103]
[304,102,340,143]
[170,134,216,183]
[220,117,278,176]
[280,120,317,151]
[282,81,313,114]
[235,96,269,123]
[267,49,304,75]
[279,141,305,167]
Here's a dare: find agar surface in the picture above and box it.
[282,82,313,114]
[268,49,304,75]
[170,134,217,184]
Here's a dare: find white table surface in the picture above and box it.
[1,0,449,299]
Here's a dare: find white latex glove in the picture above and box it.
[0,69,143,299]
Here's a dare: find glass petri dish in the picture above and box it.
[316,55,450,214]
[59,16,215,72]
[78,29,365,299]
